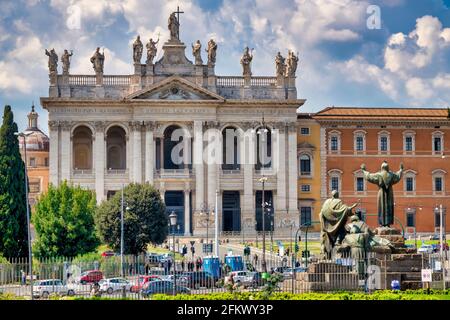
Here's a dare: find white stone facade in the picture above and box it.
[41,35,304,237]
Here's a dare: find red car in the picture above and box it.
[101,250,115,257]
[130,275,161,293]
[78,270,104,284]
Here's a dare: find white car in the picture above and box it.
[33,279,75,298]
[418,244,434,254]
[99,278,132,294]
[229,271,254,287]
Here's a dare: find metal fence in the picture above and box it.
[1,252,449,300]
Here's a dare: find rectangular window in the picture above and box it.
[29,157,36,167]
[355,136,364,151]
[301,184,311,192]
[330,137,338,151]
[406,213,415,227]
[434,137,442,152]
[406,177,414,192]
[300,156,311,175]
[405,136,413,152]
[380,136,388,152]
[300,207,312,226]
[300,127,310,135]
[356,177,365,192]
[435,211,441,228]
[44,157,49,167]
[331,177,339,192]
[435,177,443,192]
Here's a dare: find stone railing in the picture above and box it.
[105,169,128,175]
[250,76,277,86]
[63,75,132,86]
[67,75,96,86]
[216,76,245,87]
[155,168,194,178]
[217,76,277,87]
[103,75,132,86]
[221,169,242,175]
[72,169,93,175]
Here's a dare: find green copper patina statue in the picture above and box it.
[320,190,357,259]
[361,161,403,227]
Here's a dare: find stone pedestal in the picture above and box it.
[374,227,405,248]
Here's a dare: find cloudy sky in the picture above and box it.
[0,0,450,132]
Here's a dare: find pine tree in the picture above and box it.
[0,105,28,258]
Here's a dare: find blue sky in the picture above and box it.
[0,0,449,132]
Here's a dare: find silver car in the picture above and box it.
[99,278,132,294]
[33,279,75,298]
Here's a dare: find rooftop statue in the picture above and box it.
[133,35,143,64]
[285,50,299,77]
[206,39,217,67]
[192,40,203,65]
[146,38,159,65]
[90,47,105,74]
[45,48,58,74]
[240,46,253,77]
[168,12,180,41]
[61,49,73,74]
[361,161,403,227]
[275,51,285,77]
[319,190,357,259]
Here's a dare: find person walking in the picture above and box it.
[21,270,26,285]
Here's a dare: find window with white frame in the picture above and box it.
[403,131,415,153]
[378,131,390,153]
[300,207,312,226]
[328,169,342,193]
[328,131,341,153]
[300,127,310,135]
[406,210,415,227]
[434,207,446,228]
[301,184,311,192]
[356,177,365,192]
[432,169,446,193]
[299,154,312,176]
[432,131,444,154]
[354,130,366,153]
[404,171,416,192]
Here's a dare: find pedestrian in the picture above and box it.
[21,270,26,285]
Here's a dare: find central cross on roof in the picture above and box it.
[175,6,184,25]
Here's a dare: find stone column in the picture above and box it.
[275,124,287,214]
[144,121,155,185]
[184,189,191,236]
[48,121,60,185]
[193,121,204,212]
[287,123,298,211]
[60,121,72,182]
[94,121,106,203]
[242,125,255,223]
[130,121,142,183]
[206,122,220,210]
[320,127,328,200]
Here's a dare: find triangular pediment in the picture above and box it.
[126,76,224,101]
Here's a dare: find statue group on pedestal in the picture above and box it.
[320,161,402,262]
[275,50,299,78]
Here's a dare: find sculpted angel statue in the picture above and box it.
[133,35,143,64]
[361,161,403,227]
[45,48,58,73]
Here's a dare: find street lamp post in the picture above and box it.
[214,190,219,257]
[120,185,129,278]
[16,132,33,300]
[259,176,268,273]
[169,211,178,295]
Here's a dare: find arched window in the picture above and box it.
[222,126,240,170]
[72,126,93,170]
[299,154,311,176]
[255,127,272,170]
[163,125,188,169]
[106,126,126,170]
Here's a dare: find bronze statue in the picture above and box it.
[361,161,403,227]
[240,47,253,76]
[192,40,203,65]
[61,49,73,74]
[133,35,143,64]
[319,190,357,259]
[45,48,58,74]
[206,39,217,67]
[90,47,104,74]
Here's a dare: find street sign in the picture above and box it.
[190,241,195,247]
[421,269,433,282]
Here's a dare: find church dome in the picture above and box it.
[19,104,49,152]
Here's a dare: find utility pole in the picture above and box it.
[440,204,446,290]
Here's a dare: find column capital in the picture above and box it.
[204,121,220,130]
[60,120,73,131]
[93,121,107,132]
[287,122,297,133]
[144,120,157,131]
[48,120,59,131]
[129,121,143,131]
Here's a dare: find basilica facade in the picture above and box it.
[41,15,304,237]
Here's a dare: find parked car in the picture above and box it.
[161,274,190,287]
[181,271,215,289]
[33,279,75,298]
[283,267,307,280]
[229,271,254,287]
[99,278,132,294]
[430,234,440,240]
[249,272,264,287]
[101,250,115,257]
[130,275,161,293]
[76,270,104,284]
[418,244,434,254]
[140,280,190,297]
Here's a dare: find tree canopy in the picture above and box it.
[32,181,99,258]
[0,105,28,258]
[95,183,168,255]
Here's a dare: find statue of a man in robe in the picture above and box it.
[45,48,58,74]
[320,190,357,259]
[90,47,105,74]
[61,49,73,74]
[146,38,159,65]
[240,47,253,76]
[285,50,299,77]
[192,40,203,65]
[206,39,217,67]
[275,51,285,77]
[133,35,143,64]
[361,161,403,227]
[168,12,179,40]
